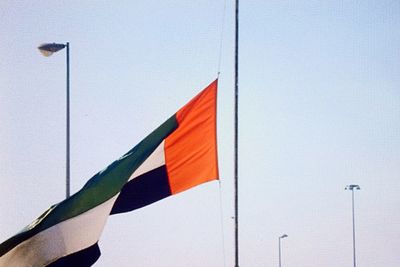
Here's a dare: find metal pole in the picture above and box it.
[345,184,359,267]
[234,0,239,266]
[66,42,70,199]
[278,237,282,267]
[351,189,356,267]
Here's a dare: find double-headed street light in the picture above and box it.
[38,42,70,199]
[278,234,288,267]
[345,184,361,267]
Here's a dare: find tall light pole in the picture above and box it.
[345,184,361,267]
[278,234,288,267]
[38,42,70,199]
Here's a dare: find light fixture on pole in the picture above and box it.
[38,42,70,199]
[278,234,288,267]
[345,184,360,267]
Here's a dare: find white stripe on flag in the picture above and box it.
[128,141,165,181]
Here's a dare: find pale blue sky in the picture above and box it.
[1,1,399,266]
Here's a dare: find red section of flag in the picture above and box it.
[165,80,219,194]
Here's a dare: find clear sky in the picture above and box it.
[1,1,399,266]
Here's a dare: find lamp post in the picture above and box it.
[278,234,288,267]
[38,42,70,199]
[345,184,361,267]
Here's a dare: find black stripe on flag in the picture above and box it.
[110,165,171,214]
[47,242,101,267]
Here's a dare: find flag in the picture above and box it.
[0,79,218,267]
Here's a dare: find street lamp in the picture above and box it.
[38,42,70,199]
[278,234,288,267]
[345,184,361,267]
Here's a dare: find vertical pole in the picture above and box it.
[352,189,356,267]
[66,42,70,199]
[278,238,282,267]
[234,0,239,266]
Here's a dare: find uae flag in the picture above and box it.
[0,80,219,267]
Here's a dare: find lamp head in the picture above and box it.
[280,234,288,239]
[345,184,361,191]
[38,43,66,57]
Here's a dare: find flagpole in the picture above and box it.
[234,0,239,266]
